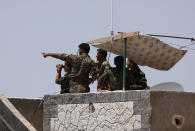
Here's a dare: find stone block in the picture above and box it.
[64,93,83,104]
[109,91,127,102]
[96,91,125,103]
[81,93,97,104]
[125,91,141,101]
[133,98,151,115]
[44,95,63,105]
[140,91,150,100]
[141,114,150,128]
[44,104,58,118]
[96,92,111,103]
[43,118,51,131]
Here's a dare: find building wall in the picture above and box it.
[0,116,12,131]
[43,91,195,131]
[9,98,43,131]
[0,94,36,131]
[43,91,151,131]
[150,91,195,131]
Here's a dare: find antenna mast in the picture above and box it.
[110,0,114,36]
[108,0,114,62]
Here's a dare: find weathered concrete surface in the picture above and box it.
[44,90,195,131]
[9,98,43,131]
[50,102,141,130]
[44,91,151,131]
[0,115,11,130]
[150,91,195,131]
[0,94,36,131]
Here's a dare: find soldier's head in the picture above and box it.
[64,61,72,73]
[127,58,141,72]
[114,56,124,67]
[96,49,107,61]
[127,59,134,69]
[78,43,90,55]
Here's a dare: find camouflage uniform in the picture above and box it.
[126,70,147,90]
[98,67,124,91]
[59,53,96,93]
[94,59,110,90]
[56,73,70,94]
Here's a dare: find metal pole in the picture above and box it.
[146,34,195,41]
[110,0,113,35]
[108,0,114,62]
[123,38,127,91]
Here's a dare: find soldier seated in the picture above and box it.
[98,56,125,91]
[126,59,148,90]
[55,61,71,94]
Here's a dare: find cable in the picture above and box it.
[167,42,195,50]
[146,34,195,41]
[146,33,195,50]
[179,40,195,49]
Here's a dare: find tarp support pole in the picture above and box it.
[123,38,127,90]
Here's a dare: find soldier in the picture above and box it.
[42,43,96,93]
[98,56,124,91]
[90,49,110,91]
[126,58,147,90]
[55,61,71,94]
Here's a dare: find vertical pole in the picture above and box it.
[108,0,114,62]
[123,38,127,90]
[110,0,113,35]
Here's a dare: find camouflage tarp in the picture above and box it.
[87,32,187,70]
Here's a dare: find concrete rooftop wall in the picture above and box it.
[9,98,43,131]
[43,91,150,131]
[44,91,195,131]
[0,94,36,131]
[1,90,195,131]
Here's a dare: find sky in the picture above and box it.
[0,0,195,98]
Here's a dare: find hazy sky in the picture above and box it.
[0,0,195,98]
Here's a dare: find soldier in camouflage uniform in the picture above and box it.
[126,59,147,90]
[42,43,96,93]
[90,49,110,91]
[55,61,71,94]
[98,56,124,91]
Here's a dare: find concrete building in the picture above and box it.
[1,91,195,131]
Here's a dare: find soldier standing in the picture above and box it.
[55,61,71,94]
[90,49,110,91]
[42,43,96,93]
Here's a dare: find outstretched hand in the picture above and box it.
[41,52,49,58]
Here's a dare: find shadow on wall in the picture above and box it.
[8,98,43,131]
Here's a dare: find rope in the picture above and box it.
[179,40,195,49]
[167,42,195,50]
[146,33,195,50]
